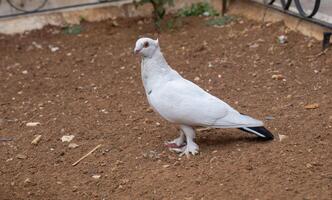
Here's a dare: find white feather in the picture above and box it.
[140,46,263,128]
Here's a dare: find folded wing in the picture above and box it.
[149,77,263,128]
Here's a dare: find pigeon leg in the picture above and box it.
[179,125,199,156]
[165,130,186,149]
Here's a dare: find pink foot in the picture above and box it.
[164,142,186,148]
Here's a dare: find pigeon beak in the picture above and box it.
[134,48,141,54]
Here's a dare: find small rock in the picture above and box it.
[304,103,319,109]
[68,143,79,149]
[278,134,287,142]
[306,163,313,168]
[112,20,119,27]
[137,20,144,25]
[32,41,42,49]
[31,135,42,145]
[146,107,153,113]
[24,178,31,185]
[272,74,285,80]
[49,45,59,52]
[194,77,200,81]
[277,35,288,44]
[162,164,170,168]
[61,135,75,142]
[22,70,28,74]
[155,122,161,126]
[249,43,259,48]
[92,175,101,179]
[26,122,41,127]
[265,116,275,120]
[16,154,27,159]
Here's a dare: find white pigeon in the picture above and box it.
[134,37,274,156]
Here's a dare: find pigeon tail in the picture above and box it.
[238,127,274,140]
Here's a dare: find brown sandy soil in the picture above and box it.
[0,16,331,200]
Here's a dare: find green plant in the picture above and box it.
[63,25,82,35]
[135,0,174,30]
[177,2,219,17]
[206,16,235,26]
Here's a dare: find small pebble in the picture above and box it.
[26,122,40,127]
[68,143,79,149]
[92,175,101,179]
[265,116,275,120]
[31,135,42,145]
[61,135,75,142]
[16,154,27,159]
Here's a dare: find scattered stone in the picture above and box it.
[61,135,75,142]
[32,41,42,49]
[16,154,27,159]
[112,20,119,27]
[278,134,288,142]
[31,135,42,145]
[304,103,319,110]
[306,163,313,168]
[249,43,259,48]
[24,178,31,185]
[143,150,160,160]
[137,20,144,25]
[92,174,101,179]
[272,74,285,80]
[49,45,60,52]
[22,70,28,74]
[277,35,288,44]
[265,116,275,120]
[146,107,153,113]
[68,143,79,149]
[26,122,41,127]
[194,77,200,81]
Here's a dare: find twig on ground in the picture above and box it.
[72,144,102,166]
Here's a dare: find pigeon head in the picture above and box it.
[134,37,159,58]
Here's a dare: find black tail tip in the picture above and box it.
[239,127,274,140]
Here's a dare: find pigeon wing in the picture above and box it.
[149,77,263,128]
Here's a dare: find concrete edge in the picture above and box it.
[0,0,330,40]
[228,0,331,40]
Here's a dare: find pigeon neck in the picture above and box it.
[142,48,171,71]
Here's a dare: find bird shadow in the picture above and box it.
[196,129,273,148]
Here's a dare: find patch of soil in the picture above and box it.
[0,16,331,200]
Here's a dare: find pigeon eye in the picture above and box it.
[143,42,149,48]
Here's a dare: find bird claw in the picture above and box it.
[164,142,186,149]
[179,143,199,157]
[169,146,186,153]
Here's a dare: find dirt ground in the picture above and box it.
[0,15,331,200]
